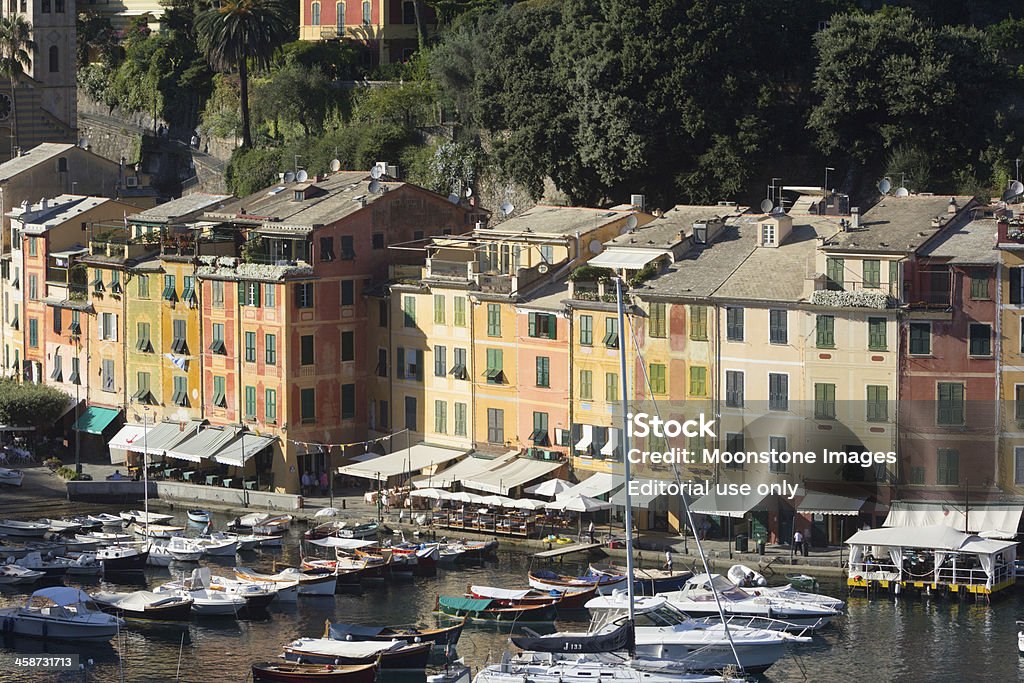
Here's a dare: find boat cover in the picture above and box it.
[31,586,91,606]
[288,638,405,657]
[328,623,389,639]
[308,537,377,549]
[511,620,634,654]
[94,590,184,610]
[438,597,492,612]
[470,586,531,600]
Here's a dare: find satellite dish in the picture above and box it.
[895,187,910,197]
[368,180,381,194]
[296,170,308,183]
[78,138,89,149]
[878,178,892,194]
[1005,180,1024,203]
[771,206,785,216]
[464,186,473,198]
[626,215,638,230]
[330,159,341,172]
[538,264,549,274]
[588,240,603,255]
[283,171,295,183]
[759,199,774,214]
[500,201,514,217]
[370,166,383,180]
[447,193,460,205]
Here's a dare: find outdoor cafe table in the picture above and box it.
[205,474,220,486]
[163,467,179,479]
[182,470,196,482]
[222,478,235,488]
[243,479,258,490]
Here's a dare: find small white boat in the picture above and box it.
[218,573,298,603]
[77,531,133,544]
[131,523,185,539]
[1018,620,1024,654]
[210,531,261,551]
[158,536,203,562]
[158,568,279,611]
[18,551,102,578]
[146,544,173,567]
[40,518,82,534]
[0,587,123,641]
[0,564,45,585]
[92,590,193,621]
[187,509,211,524]
[0,520,51,538]
[0,467,24,486]
[120,510,173,525]
[156,580,246,617]
[87,513,123,527]
[234,566,335,596]
[231,513,292,534]
[194,536,238,557]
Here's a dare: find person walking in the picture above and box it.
[301,471,311,496]
[793,529,803,557]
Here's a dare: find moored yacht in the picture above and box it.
[0,587,123,640]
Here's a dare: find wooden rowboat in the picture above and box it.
[325,616,466,647]
[468,584,597,610]
[252,661,378,683]
[436,595,555,622]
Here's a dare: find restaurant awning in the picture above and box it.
[883,501,1023,540]
[798,492,866,516]
[134,420,205,459]
[412,451,517,489]
[337,444,467,481]
[610,480,670,510]
[212,432,277,467]
[557,473,622,500]
[166,426,241,463]
[588,248,666,270]
[107,424,148,464]
[461,457,564,495]
[73,407,120,435]
[690,491,769,519]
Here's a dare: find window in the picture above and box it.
[235,281,258,307]
[300,335,314,365]
[605,372,618,402]
[55,0,63,11]
[816,314,835,348]
[768,373,788,411]
[379,299,388,327]
[208,323,226,354]
[451,347,467,380]
[689,434,706,457]
[536,356,550,387]
[726,307,743,341]
[132,371,152,403]
[725,371,744,407]
[724,433,744,468]
[867,385,888,422]
[210,280,223,307]
[181,276,195,304]
[265,389,277,422]
[102,359,115,392]
[404,396,417,430]
[868,317,887,351]
[295,283,314,308]
[434,345,447,377]
[362,0,371,25]
[136,322,152,353]
[69,357,79,385]
[529,312,557,339]
[171,319,187,353]
[434,400,447,433]
[377,348,388,377]
[769,309,787,344]
[1016,448,1024,485]
[485,348,504,384]
[403,348,423,381]
[162,274,176,301]
[936,449,959,485]
[341,331,354,362]
[403,296,416,327]
[539,245,554,263]
[100,312,117,341]
[10,303,17,330]
[138,274,150,298]
[814,383,836,420]
[969,323,991,356]
[403,0,415,23]
[454,297,466,326]
[334,280,352,308]
[970,269,989,299]
[579,315,593,345]
[372,233,385,249]
[826,257,844,290]
[338,235,354,260]
[311,1,320,24]
[486,304,500,336]
[28,274,36,300]
[265,334,277,365]
[301,388,316,423]
[264,283,276,308]
[687,305,707,340]
[454,403,467,437]
[49,353,62,382]
[862,260,881,288]
[689,366,706,396]
[433,294,445,324]
[69,310,79,335]
[319,236,335,261]
[487,408,504,444]
[212,376,226,407]
[40,0,48,9]
[52,309,61,335]
[937,382,964,425]
[244,386,257,419]
[91,269,105,292]
[761,222,775,246]
[336,1,345,28]
[649,303,666,338]
[602,318,618,348]
[909,322,930,355]
[244,331,256,362]
[530,412,549,445]
[28,236,36,255]
[580,369,593,400]
[769,436,787,472]
[649,363,666,394]
[889,260,900,297]
[341,383,355,419]
[172,376,188,406]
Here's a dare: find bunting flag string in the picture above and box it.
[287,429,409,454]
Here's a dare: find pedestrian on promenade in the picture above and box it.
[665,549,673,575]
[320,470,328,495]
[588,520,595,543]
[793,529,803,556]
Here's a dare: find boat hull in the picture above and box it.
[99,549,149,573]
[635,639,786,675]
[284,643,431,670]
[0,611,119,641]
[0,523,49,538]
[252,662,377,683]
[328,619,465,648]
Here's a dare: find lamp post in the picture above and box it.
[73,336,81,475]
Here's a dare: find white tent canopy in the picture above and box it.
[557,473,622,500]
[546,495,612,513]
[409,488,450,500]
[338,444,467,481]
[412,451,516,489]
[610,480,670,510]
[883,501,1023,539]
[133,420,205,460]
[508,498,547,511]
[690,491,769,519]
[526,478,573,497]
[165,426,240,464]
[462,458,563,495]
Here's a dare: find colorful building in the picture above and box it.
[299,0,436,64]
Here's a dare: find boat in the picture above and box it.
[437,596,556,622]
[131,523,186,539]
[186,589,247,616]
[590,563,691,595]
[96,544,149,573]
[468,584,597,610]
[0,467,24,486]
[391,542,440,575]
[146,544,174,567]
[206,530,261,551]
[528,569,627,595]
[725,564,844,611]
[235,566,336,596]
[305,521,379,541]
[282,638,432,670]
[120,510,174,525]
[77,531,133,544]
[252,661,378,683]
[187,509,211,524]
[194,536,238,557]
[0,587,123,641]
[157,536,204,562]
[230,513,293,534]
[428,663,472,683]
[92,590,194,621]
[212,572,299,603]
[326,617,466,648]
[41,518,83,535]
[475,652,744,683]
[157,568,276,614]
[303,553,391,585]
[87,513,123,527]
[0,564,45,585]
[662,573,841,628]
[17,551,103,578]
[0,520,51,538]
[1018,620,1024,655]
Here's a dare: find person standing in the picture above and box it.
[793,528,803,556]
[588,520,596,543]
[320,470,329,496]
[301,471,311,496]
[665,549,673,575]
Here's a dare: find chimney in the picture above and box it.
[948,197,957,214]
[630,194,646,212]
[851,207,860,229]
[41,198,48,210]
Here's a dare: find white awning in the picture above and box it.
[107,424,147,464]
[610,480,670,510]
[461,457,564,495]
[600,428,620,456]
[588,248,666,270]
[412,451,516,488]
[575,425,593,452]
[798,492,866,516]
[557,473,622,500]
[165,426,240,463]
[337,444,467,481]
[846,525,1017,552]
[133,420,205,459]
[883,502,1023,539]
[212,433,277,467]
[307,537,377,549]
[690,491,769,519]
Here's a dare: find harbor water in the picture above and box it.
[1,508,1023,682]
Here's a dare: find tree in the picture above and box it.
[0,380,71,430]
[195,0,292,148]
[0,16,35,157]
[253,62,335,137]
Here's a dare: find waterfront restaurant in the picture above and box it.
[846,525,1017,598]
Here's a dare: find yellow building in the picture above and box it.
[996,208,1024,494]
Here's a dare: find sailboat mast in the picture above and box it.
[615,275,636,621]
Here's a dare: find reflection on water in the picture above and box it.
[0,509,1022,681]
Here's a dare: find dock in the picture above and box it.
[534,542,602,558]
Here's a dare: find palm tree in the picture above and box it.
[195,0,291,149]
[0,16,35,158]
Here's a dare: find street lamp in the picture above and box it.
[73,336,81,475]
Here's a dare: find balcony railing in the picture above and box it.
[478,274,512,294]
[427,259,472,280]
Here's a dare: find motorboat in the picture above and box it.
[391,542,440,575]
[305,521,379,541]
[252,661,378,683]
[96,544,149,572]
[157,536,203,562]
[0,520,50,538]
[146,544,174,567]
[87,513,123,527]
[187,509,211,524]
[234,566,335,596]
[327,617,466,648]
[92,590,194,621]
[662,573,841,628]
[157,568,276,614]
[529,569,627,595]
[230,513,292,534]
[0,587,123,641]
[468,584,597,610]
[212,572,298,603]
[131,523,186,539]
[0,563,45,585]
[206,531,261,551]
[428,663,471,683]
[17,551,103,578]
[183,589,246,617]
[41,518,82,535]
[77,531,133,544]
[474,652,744,683]
[724,566,844,611]
[0,467,24,486]
[194,536,238,557]
[120,510,174,525]
[282,638,432,670]
[589,563,690,595]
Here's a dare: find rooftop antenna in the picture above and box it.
[464,186,473,198]
[329,159,341,173]
[370,166,383,180]
[1016,158,1021,182]
[1002,179,1024,203]
[77,138,89,149]
[296,169,308,183]
[877,178,892,195]
[895,187,910,197]
[294,155,303,177]
[769,177,783,212]
[626,214,638,230]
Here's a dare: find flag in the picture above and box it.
[164,353,187,371]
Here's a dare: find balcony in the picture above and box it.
[810,280,896,309]
[426,259,474,281]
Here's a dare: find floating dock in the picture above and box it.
[534,542,602,558]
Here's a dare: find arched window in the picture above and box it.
[361,0,370,25]
[48,46,58,73]
[311,1,320,26]
[336,1,344,30]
